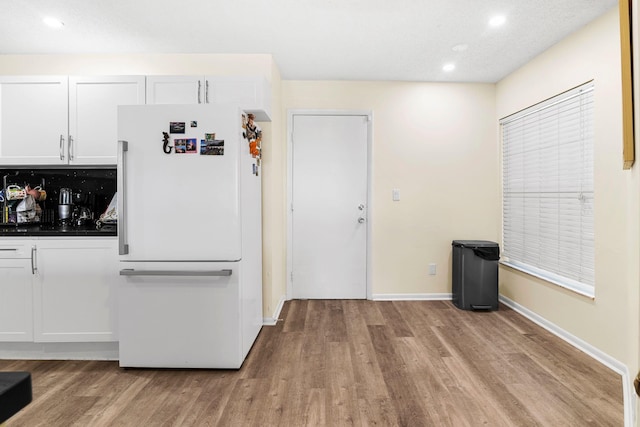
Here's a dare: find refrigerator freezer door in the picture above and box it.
[118,104,242,261]
[118,261,242,368]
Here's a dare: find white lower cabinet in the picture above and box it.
[0,258,34,342]
[33,239,118,342]
[0,238,118,343]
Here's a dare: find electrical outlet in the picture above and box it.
[428,263,437,275]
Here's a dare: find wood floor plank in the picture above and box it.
[357,299,386,325]
[282,298,307,333]
[187,374,237,426]
[324,300,348,343]
[368,324,435,425]
[71,368,155,426]
[343,301,393,400]
[326,341,361,425]
[0,300,625,426]
[302,387,327,426]
[376,301,415,337]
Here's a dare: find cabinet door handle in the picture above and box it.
[59,135,65,161]
[0,248,17,251]
[118,140,129,255]
[31,246,37,275]
[120,269,232,277]
[198,80,202,104]
[69,135,74,161]
[205,80,209,103]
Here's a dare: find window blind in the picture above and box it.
[501,82,594,297]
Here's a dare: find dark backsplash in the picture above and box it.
[2,167,117,224]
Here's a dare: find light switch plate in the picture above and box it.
[392,188,400,201]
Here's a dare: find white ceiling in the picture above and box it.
[1,0,617,83]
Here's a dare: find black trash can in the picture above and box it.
[451,240,500,311]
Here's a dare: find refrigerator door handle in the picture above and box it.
[119,269,233,277]
[118,140,129,255]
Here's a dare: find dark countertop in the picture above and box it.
[0,223,116,237]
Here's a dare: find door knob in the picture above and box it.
[358,217,365,223]
[358,204,365,210]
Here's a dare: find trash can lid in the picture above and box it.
[452,240,499,248]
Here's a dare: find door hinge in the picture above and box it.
[290,271,293,282]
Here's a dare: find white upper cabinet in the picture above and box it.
[207,76,272,121]
[146,75,272,121]
[0,76,69,165]
[146,75,203,104]
[0,75,145,166]
[69,76,145,164]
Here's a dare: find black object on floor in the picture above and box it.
[0,371,32,423]
[452,240,500,311]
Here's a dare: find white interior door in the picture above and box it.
[291,114,368,299]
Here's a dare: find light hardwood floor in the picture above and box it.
[1,300,624,426]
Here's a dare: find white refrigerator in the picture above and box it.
[116,104,263,369]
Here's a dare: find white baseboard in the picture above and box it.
[372,293,452,301]
[499,295,635,427]
[263,295,286,326]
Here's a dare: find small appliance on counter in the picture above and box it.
[69,190,95,226]
[58,188,73,224]
[73,206,94,226]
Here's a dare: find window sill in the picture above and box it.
[499,260,595,300]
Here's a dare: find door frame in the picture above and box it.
[286,109,374,300]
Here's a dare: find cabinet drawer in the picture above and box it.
[0,242,31,259]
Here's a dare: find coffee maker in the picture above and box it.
[58,188,73,224]
[72,190,94,226]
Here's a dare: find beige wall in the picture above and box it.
[260,61,286,318]
[0,53,285,319]
[282,81,499,295]
[0,53,274,77]
[497,7,640,379]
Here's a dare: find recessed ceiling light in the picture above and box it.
[443,63,456,72]
[489,15,506,27]
[452,44,468,52]
[43,17,64,29]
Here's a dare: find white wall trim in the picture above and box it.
[263,295,286,326]
[499,295,635,427]
[372,293,452,301]
[0,342,119,360]
[286,109,374,300]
